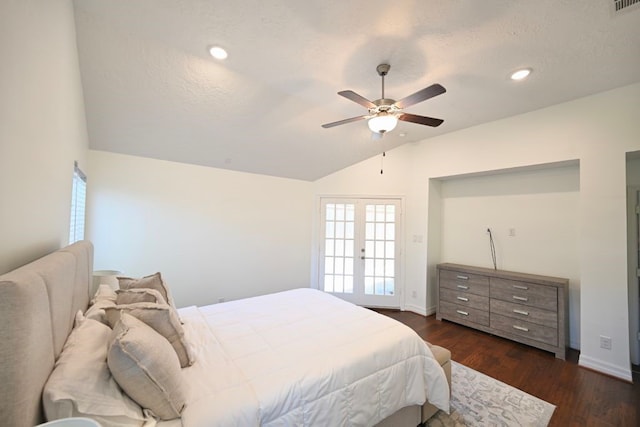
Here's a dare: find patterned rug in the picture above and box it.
[426,361,555,427]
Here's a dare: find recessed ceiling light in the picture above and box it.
[209,46,228,60]
[510,68,532,81]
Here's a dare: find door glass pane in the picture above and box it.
[345,239,354,256]
[364,203,398,296]
[382,278,395,295]
[386,205,395,222]
[346,204,355,221]
[326,204,335,221]
[326,222,334,238]
[386,223,395,240]
[325,239,334,256]
[324,257,333,274]
[365,258,374,275]
[324,275,333,292]
[365,240,374,256]
[345,221,354,239]
[323,202,355,294]
[364,277,374,294]
[344,276,354,293]
[385,241,395,259]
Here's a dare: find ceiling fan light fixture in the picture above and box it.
[368,113,398,134]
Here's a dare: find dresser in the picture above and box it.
[436,263,569,359]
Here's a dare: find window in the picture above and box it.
[69,161,87,244]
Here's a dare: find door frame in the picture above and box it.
[627,186,640,365]
[313,195,406,310]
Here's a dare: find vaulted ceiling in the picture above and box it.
[73,0,640,181]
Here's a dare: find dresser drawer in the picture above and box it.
[439,269,489,297]
[440,287,489,311]
[490,277,557,310]
[490,299,557,329]
[491,313,558,346]
[439,300,490,326]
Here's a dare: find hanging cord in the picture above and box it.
[487,228,497,270]
[380,151,385,174]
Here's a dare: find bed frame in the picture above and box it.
[0,241,442,427]
[0,241,93,427]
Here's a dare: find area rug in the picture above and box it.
[426,361,556,427]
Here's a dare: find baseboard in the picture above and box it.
[578,354,633,382]
[405,304,427,317]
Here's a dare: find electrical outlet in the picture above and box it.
[218,297,225,303]
[599,335,612,350]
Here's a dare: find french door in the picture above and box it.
[319,198,402,308]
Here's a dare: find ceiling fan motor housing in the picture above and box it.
[376,63,391,76]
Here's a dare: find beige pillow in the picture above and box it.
[105,302,194,367]
[108,313,186,420]
[84,298,117,326]
[43,318,147,426]
[118,272,178,312]
[91,284,118,305]
[116,288,166,305]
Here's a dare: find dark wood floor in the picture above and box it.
[375,309,640,427]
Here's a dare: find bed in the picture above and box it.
[0,241,449,427]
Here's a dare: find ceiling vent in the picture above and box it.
[612,0,640,13]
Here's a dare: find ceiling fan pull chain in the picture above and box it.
[380,151,386,175]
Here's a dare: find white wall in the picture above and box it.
[87,150,313,308]
[438,164,581,348]
[315,82,640,381]
[0,0,88,274]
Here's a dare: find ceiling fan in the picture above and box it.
[322,63,446,135]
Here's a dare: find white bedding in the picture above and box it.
[173,288,449,427]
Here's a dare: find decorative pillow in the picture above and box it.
[108,313,186,420]
[116,288,166,305]
[91,284,118,305]
[84,298,117,326]
[105,302,194,367]
[118,272,178,313]
[43,318,148,426]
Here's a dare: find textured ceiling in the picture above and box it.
[73,0,640,181]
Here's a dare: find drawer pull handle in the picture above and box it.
[456,310,469,316]
[456,275,469,280]
[513,325,529,332]
[513,309,529,316]
[513,295,528,302]
[457,296,469,302]
[457,285,469,290]
[513,284,529,290]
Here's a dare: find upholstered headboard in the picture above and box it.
[0,241,93,427]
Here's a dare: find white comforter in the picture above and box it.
[175,289,449,427]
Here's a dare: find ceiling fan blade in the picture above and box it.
[338,90,376,109]
[394,84,446,109]
[321,115,368,128]
[398,113,444,127]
